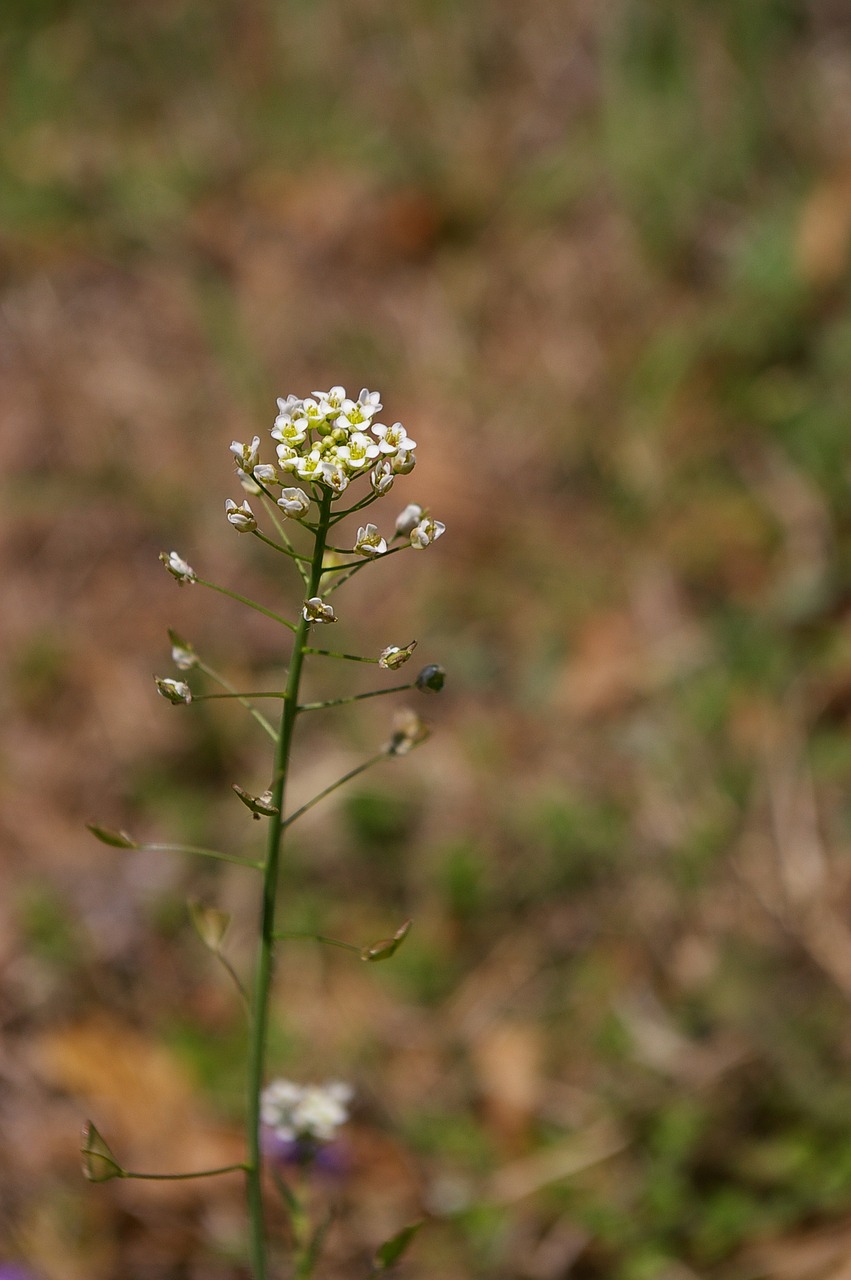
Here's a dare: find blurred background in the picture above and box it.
[4,1,851,1276]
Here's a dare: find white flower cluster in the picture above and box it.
[261,1079,353,1144]
[230,386,416,504]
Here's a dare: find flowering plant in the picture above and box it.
[84,387,443,1278]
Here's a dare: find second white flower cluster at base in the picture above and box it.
[260,1078,353,1144]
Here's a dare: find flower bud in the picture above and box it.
[353,523,387,558]
[391,448,416,475]
[386,708,430,756]
[230,437,261,472]
[155,677,192,705]
[276,443,299,470]
[303,597,336,625]
[395,503,423,536]
[81,1122,124,1183]
[318,460,349,496]
[361,918,412,963]
[415,663,446,693]
[410,517,445,549]
[86,823,138,849]
[370,461,394,496]
[159,550,196,584]
[188,899,231,952]
[253,463,280,485]
[239,471,262,496]
[379,640,418,670]
[277,488,311,518]
[168,628,197,671]
[225,498,257,533]
[232,785,279,819]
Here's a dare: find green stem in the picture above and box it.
[281,751,387,829]
[214,950,251,1016]
[197,660,278,741]
[252,529,311,563]
[141,843,263,870]
[195,577,297,633]
[258,494,310,585]
[328,490,379,526]
[273,930,361,954]
[123,1163,247,1181]
[298,683,413,712]
[304,647,378,663]
[195,692,287,701]
[322,544,408,594]
[245,488,333,1279]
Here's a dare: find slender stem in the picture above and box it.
[245,488,333,1279]
[197,660,278,742]
[252,529,311,563]
[323,561,367,593]
[281,751,387,829]
[215,950,251,1016]
[273,931,361,954]
[328,490,379,526]
[319,559,361,575]
[195,577,297,633]
[195,692,287,701]
[124,1163,247,1181]
[304,648,379,663]
[258,494,309,585]
[322,544,408,594]
[141,843,263,870]
[298,683,413,712]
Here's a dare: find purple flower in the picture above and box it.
[262,1127,350,1179]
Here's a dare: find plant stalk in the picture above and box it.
[244,488,333,1279]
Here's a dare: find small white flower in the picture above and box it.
[271,415,308,447]
[170,639,197,670]
[277,487,311,518]
[155,677,192,705]
[379,640,418,670]
[370,460,395,495]
[301,397,324,422]
[318,459,349,495]
[253,463,279,485]
[296,450,325,481]
[372,421,417,455]
[357,388,382,416]
[160,551,196,584]
[410,516,445,549]
[339,387,382,427]
[230,436,261,472]
[276,394,304,417]
[314,385,347,418]
[225,498,257,532]
[391,447,416,475]
[395,503,423,536]
[338,430,380,470]
[260,1078,353,1144]
[303,597,336,624]
[294,1083,352,1142]
[276,443,300,472]
[354,523,387,557]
